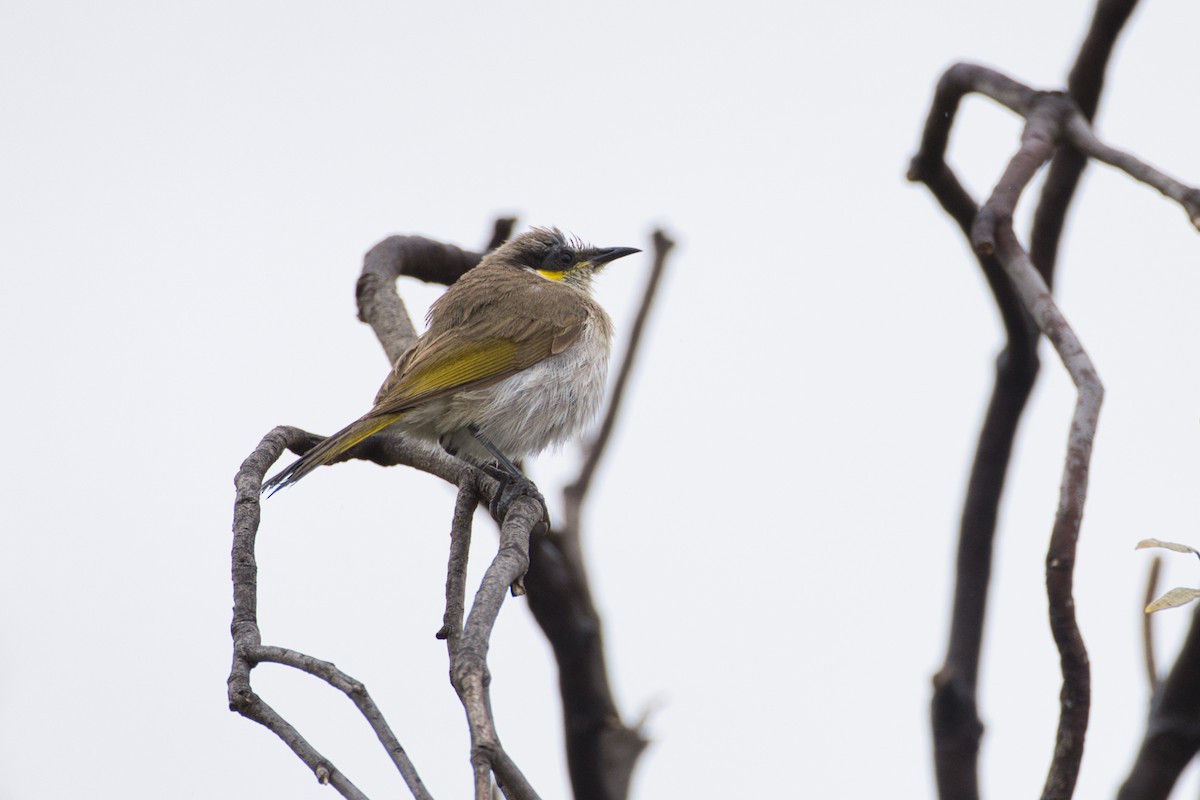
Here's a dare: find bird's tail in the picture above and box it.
[262,413,402,495]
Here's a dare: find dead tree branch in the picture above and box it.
[567,229,674,506]
[1118,603,1200,800]
[435,474,546,800]
[453,492,546,800]
[966,90,1109,800]
[908,2,1200,797]
[1061,119,1200,230]
[1141,557,1162,692]
[229,426,435,800]
[910,63,1040,799]
[991,220,1102,800]
[525,229,674,800]
[356,218,516,363]
[1029,0,1137,285]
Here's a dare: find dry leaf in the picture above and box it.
[1136,539,1198,555]
[1146,587,1200,613]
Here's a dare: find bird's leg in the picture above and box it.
[467,425,548,528]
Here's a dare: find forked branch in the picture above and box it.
[908,2,1200,797]
[229,426,437,800]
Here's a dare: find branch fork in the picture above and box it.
[909,3,1200,797]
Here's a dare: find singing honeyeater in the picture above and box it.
[262,227,639,506]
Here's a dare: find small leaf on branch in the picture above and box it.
[1136,539,1199,555]
[1146,587,1200,614]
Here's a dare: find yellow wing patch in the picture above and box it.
[370,336,532,415]
[401,338,522,396]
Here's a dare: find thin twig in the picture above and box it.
[523,229,673,800]
[449,495,545,800]
[229,427,431,799]
[565,230,674,510]
[1062,117,1200,229]
[251,645,434,800]
[485,218,518,252]
[438,478,480,644]
[1142,556,1161,691]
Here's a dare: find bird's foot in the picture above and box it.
[481,464,549,532]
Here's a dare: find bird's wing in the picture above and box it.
[262,316,585,495]
[369,317,584,416]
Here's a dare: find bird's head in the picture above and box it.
[496,227,640,290]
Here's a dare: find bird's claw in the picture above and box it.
[482,466,549,531]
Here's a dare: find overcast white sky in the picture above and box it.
[4,1,1200,798]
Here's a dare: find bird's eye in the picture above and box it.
[558,251,573,266]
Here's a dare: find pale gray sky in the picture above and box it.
[3,1,1200,797]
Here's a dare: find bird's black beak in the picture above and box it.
[588,246,641,268]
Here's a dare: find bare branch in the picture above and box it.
[449,495,546,800]
[976,81,1200,786]
[907,5,1198,796]
[995,226,1102,800]
[969,90,1105,800]
[234,422,541,797]
[272,422,470,487]
[485,217,518,252]
[229,427,431,799]
[229,680,369,800]
[1030,0,1139,287]
[910,65,1041,800]
[909,64,1037,191]
[356,224,504,364]
[565,229,674,514]
[1062,117,1200,229]
[250,645,434,800]
[909,67,1041,375]
[971,95,1072,257]
[1118,603,1200,800]
[522,229,674,800]
[1143,556,1162,691]
[438,478,480,644]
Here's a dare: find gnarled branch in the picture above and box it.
[909,2,1200,797]
[229,425,434,800]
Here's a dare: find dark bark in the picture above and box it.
[909,63,1041,800]
[229,426,438,800]
[525,230,674,800]
[909,2,1141,796]
[1118,604,1200,800]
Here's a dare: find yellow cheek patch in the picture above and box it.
[535,269,569,281]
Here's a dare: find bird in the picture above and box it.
[262,227,639,516]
